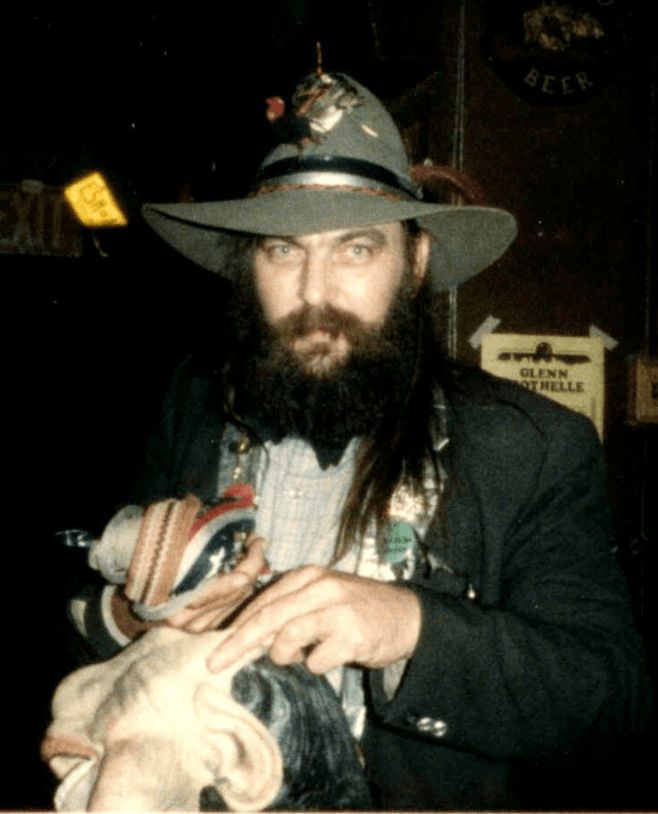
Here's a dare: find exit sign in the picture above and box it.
[0,179,82,257]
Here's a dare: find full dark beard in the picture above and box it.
[229,273,421,457]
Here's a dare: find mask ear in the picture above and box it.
[194,681,283,812]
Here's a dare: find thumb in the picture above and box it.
[235,534,268,581]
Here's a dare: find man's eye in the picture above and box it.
[264,243,296,260]
[341,243,373,260]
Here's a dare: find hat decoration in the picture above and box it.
[266,72,363,149]
[142,71,517,290]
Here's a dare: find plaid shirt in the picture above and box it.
[254,437,359,574]
[232,433,441,738]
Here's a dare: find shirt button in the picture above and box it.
[415,716,448,738]
[464,583,478,601]
[416,717,434,732]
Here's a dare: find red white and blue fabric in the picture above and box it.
[121,485,256,620]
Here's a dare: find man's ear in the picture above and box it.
[413,230,431,287]
[194,681,283,812]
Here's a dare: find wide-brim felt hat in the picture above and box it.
[143,72,517,291]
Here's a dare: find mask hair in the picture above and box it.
[224,656,372,811]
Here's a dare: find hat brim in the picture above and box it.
[142,189,516,291]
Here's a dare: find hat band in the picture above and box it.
[251,156,420,200]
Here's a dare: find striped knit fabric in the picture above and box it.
[124,485,256,618]
[125,494,203,608]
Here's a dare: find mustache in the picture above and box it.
[272,305,374,345]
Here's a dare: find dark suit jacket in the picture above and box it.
[130,357,650,810]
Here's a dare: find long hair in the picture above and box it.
[333,253,443,563]
[208,225,446,565]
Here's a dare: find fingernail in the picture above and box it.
[207,654,226,673]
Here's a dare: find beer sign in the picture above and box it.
[481,1,630,106]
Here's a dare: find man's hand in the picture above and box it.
[206,565,422,675]
[164,533,267,633]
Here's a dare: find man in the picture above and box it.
[70,72,649,809]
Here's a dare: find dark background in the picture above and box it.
[2,1,656,809]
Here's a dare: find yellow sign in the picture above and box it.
[64,172,127,227]
[481,334,605,438]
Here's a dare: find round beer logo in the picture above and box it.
[481,1,631,105]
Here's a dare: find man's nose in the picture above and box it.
[299,250,332,307]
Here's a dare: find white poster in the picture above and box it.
[481,334,605,438]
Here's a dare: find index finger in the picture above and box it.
[207,580,325,672]
[221,563,323,626]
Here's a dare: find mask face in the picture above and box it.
[41,628,284,812]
